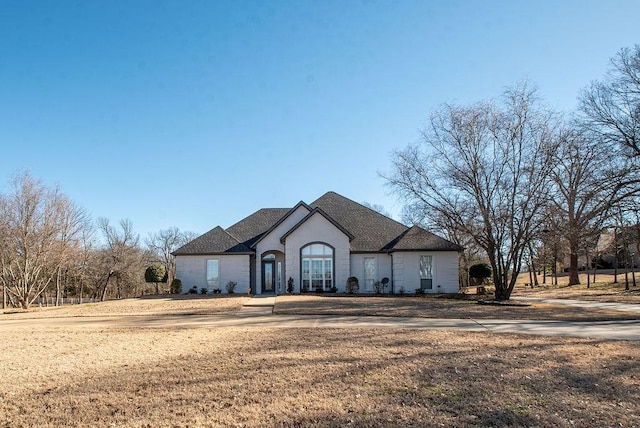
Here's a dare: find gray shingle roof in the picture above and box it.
[173,226,251,255]
[174,192,461,255]
[311,191,409,252]
[250,202,311,248]
[226,208,291,248]
[384,225,462,252]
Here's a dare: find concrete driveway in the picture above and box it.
[2,311,639,341]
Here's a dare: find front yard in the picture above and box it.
[1,293,638,426]
[1,325,638,427]
[513,271,640,303]
[274,294,639,321]
[0,294,250,319]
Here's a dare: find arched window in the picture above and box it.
[301,243,334,292]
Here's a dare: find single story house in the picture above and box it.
[173,191,461,294]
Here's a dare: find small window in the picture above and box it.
[364,257,376,291]
[419,256,433,290]
[206,259,219,290]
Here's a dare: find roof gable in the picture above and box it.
[280,207,355,243]
[250,201,311,248]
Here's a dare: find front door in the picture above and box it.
[262,261,275,293]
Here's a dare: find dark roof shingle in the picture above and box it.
[384,225,462,252]
[174,192,461,255]
[173,226,251,255]
[311,191,408,252]
[226,208,291,247]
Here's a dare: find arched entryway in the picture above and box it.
[261,251,284,294]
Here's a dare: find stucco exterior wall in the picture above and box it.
[175,254,251,294]
[392,251,459,293]
[283,213,351,293]
[349,253,393,293]
[254,205,310,294]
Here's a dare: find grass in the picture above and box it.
[0,325,638,427]
[0,294,250,319]
[274,294,639,321]
[1,294,638,426]
[513,270,640,303]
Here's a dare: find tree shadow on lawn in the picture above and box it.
[3,328,638,427]
[274,295,639,321]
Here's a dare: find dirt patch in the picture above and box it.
[0,294,249,319]
[274,295,639,321]
[0,325,637,427]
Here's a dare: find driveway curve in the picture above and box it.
[2,312,639,341]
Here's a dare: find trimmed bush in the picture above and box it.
[169,278,182,294]
[469,263,492,285]
[346,276,359,294]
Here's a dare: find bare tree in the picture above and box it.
[145,227,197,286]
[548,127,639,285]
[0,172,89,309]
[580,45,640,157]
[97,218,147,301]
[401,203,484,291]
[386,84,556,300]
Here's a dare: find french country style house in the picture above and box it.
[173,192,461,294]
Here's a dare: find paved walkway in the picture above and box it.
[238,294,275,315]
[512,296,640,314]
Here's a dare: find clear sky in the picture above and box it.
[1,0,638,239]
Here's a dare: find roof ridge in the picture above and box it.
[312,191,407,228]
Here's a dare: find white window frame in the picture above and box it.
[419,255,433,290]
[206,259,219,291]
[301,243,334,291]
[363,257,377,292]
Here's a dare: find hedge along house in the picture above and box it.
[173,192,462,295]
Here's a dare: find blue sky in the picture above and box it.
[1,0,638,239]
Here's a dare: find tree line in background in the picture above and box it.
[0,172,196,309]
[386,45,640,300]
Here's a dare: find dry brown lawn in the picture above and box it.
[513,271,640,304]
[0,294,250,319]
[1,324,638,428]
[274,295,639,321]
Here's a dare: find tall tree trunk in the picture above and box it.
[568,242,580,285]
[527,242,538,286]
[79,278,84,304]
[100,272,113,302]
[553,249,558,286]
[585,246,591,289]
[55,268,61,307]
